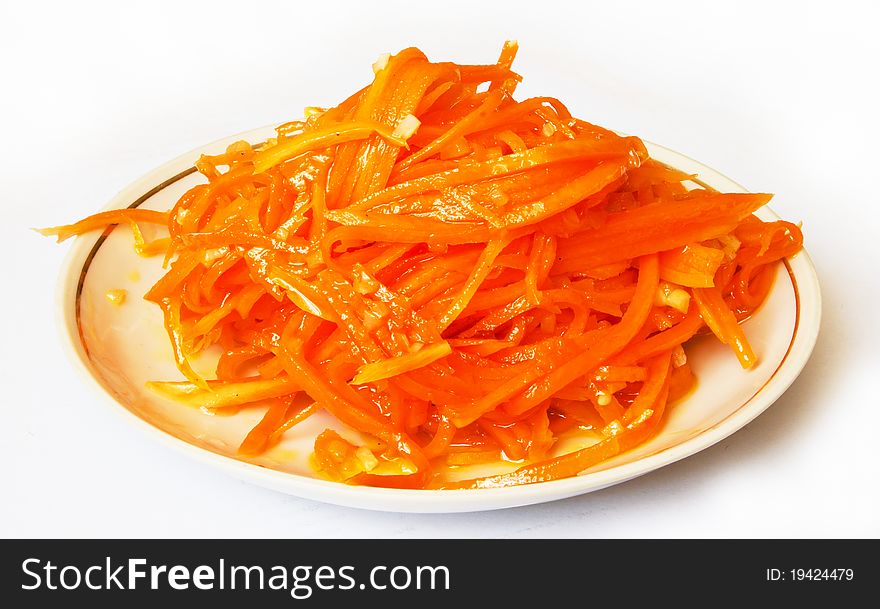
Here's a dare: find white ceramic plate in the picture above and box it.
[56,127,821,512]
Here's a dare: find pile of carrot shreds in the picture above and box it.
[43,42,803,489]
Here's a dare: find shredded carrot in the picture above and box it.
[43,43,804,489]
[38,209,169,243]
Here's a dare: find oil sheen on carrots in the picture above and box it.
[41,42,804,489]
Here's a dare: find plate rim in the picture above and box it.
[55,127,823,513]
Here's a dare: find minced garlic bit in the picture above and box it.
[203,246,229,264]
[602,419,623,438]
[370,457,418,476]
[352,264,380,295]
[716,234,742,261]
[672,345,688,368]
[303,106,325,118]
[372,53,391,74]
[392,114,421,141]
[105,289,127,306]
[541,122,557,137]
[655,281,691,314]
[355,446,379,472]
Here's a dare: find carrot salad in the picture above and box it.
[42,43,803,489]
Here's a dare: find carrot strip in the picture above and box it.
[253,121,407,174]
[693,286,758,368]
[438,237,510,330]
[238,399,292,456]
[147,376,297,409]
[38,209,169,242]
[353,342,452,385]
[442,353,672,488]
[555,192,771,271]
[44,42,804,489]
[659,243,725,288]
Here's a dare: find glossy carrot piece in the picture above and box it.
[555,192,771,271]
[147,376,297,409]
[238,399,291,456]
[659,243,725,288]
[38,209,169,242]
[42,43,804,489]
[442,353,671,488]
[692,286,757,368]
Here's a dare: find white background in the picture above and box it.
[2,0,878,537]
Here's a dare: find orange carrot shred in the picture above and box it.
[42,42,804,489]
